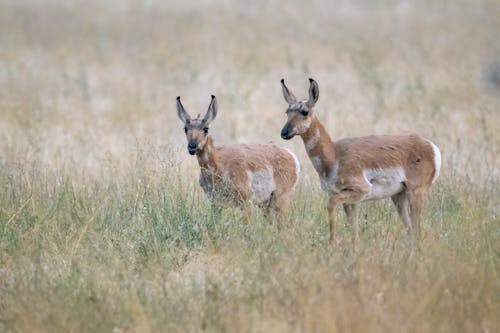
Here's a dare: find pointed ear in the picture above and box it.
[307,78,319,107]
[202,95,218,126]
[281,79,297,104]
[176,96,191,123]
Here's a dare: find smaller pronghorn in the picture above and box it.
[280,78,441,246]
[176,95,300,218]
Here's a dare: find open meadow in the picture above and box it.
[0,0,499,332]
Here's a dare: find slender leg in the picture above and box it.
[408,188,428,240]
[270,192,290,228]
[262,191,284,226]
[328,182,369,245]
[327,195,339,244]
[391,191,412,230]
[343,203,359,247]
[392,190,415,249]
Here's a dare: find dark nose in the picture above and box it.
[281,127,290,140]
[187,141,198,155]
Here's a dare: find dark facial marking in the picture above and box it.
[286,107,309,117]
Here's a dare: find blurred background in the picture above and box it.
[1,0,499,183]
[1,2,499,331]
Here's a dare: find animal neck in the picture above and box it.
[196,136,220,173]
[300,116,336,177]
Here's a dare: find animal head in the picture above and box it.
[176,95,217,155]
[280,78,319,140]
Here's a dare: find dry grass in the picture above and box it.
[0,0,499,332]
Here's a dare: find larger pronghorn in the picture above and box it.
[280,78,441,245]
[176,95,300,218]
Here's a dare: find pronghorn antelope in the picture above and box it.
[176,95,300,218]
[280,78,441,245]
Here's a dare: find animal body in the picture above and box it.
[176,95,300,218]
[280,78,441,245]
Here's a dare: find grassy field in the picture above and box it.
[1,0,499,332]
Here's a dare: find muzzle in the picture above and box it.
[281,125,295,140]
[187,141,198,155]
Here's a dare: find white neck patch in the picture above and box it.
[305,128,320,152]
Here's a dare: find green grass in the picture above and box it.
[1,160,498,332]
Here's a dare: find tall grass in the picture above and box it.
[1,0,499,332]
[1,157,498,332]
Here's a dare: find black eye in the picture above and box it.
[300,110,309,116]
[203,127,209,134]
[184,127,188,133]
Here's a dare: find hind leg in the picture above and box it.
[391,191,412,230]
[407,187,428,240]
[260,191,279,224]
[267,191,291,227]
[392,191,415,249]
[343,203,359,247]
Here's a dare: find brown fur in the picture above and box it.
[197,138,298,210]
[280,79,441,246]
[177,95,299,218]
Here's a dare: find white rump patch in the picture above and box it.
[247,167,276,203]
[284,148,300,188]
[363,167,406,200]
[305,129,320,152]
[428,140,442,183]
